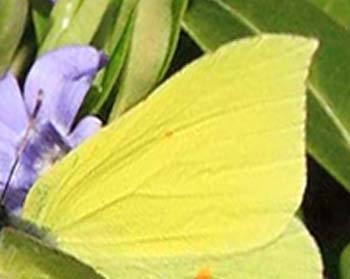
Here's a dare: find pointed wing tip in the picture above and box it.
[289,35,319,59]
[258,34,319,76]
[214,33,319,60]
[259,33,319,56]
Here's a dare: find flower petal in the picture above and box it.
[0,123,19,146]
[0,143,23,212]
[24,46,107,135]
[16,122,69,184]
[3,187,28,212]
[0,72,28,138]
[0,143,15,187]
[2,121,70,213]
[68,116,101,147]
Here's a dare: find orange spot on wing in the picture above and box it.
[196,267,211,279]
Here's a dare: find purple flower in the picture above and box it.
[0,46,106,212]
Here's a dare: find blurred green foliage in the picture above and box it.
[0,0,28,76]
[309,0,350,29]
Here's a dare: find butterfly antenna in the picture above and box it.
[0,90,44,206]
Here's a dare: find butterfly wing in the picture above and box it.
[67,218,318,279]
[0,229,102,279]
[23,35,319,278]
[0,222,321,279]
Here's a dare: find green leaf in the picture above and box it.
[0,229,102,279]
[109,0,188,120]
[340,243,350,279]
[31,0,52,44]
[95,0,139,56]
[308,0,350,29]
[183,0,350,191]
[39,0,109,53]
[10,36,36,78]
[83,0,139,117]
[0,0,27,75]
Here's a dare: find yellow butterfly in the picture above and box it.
[0,34,321,279]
